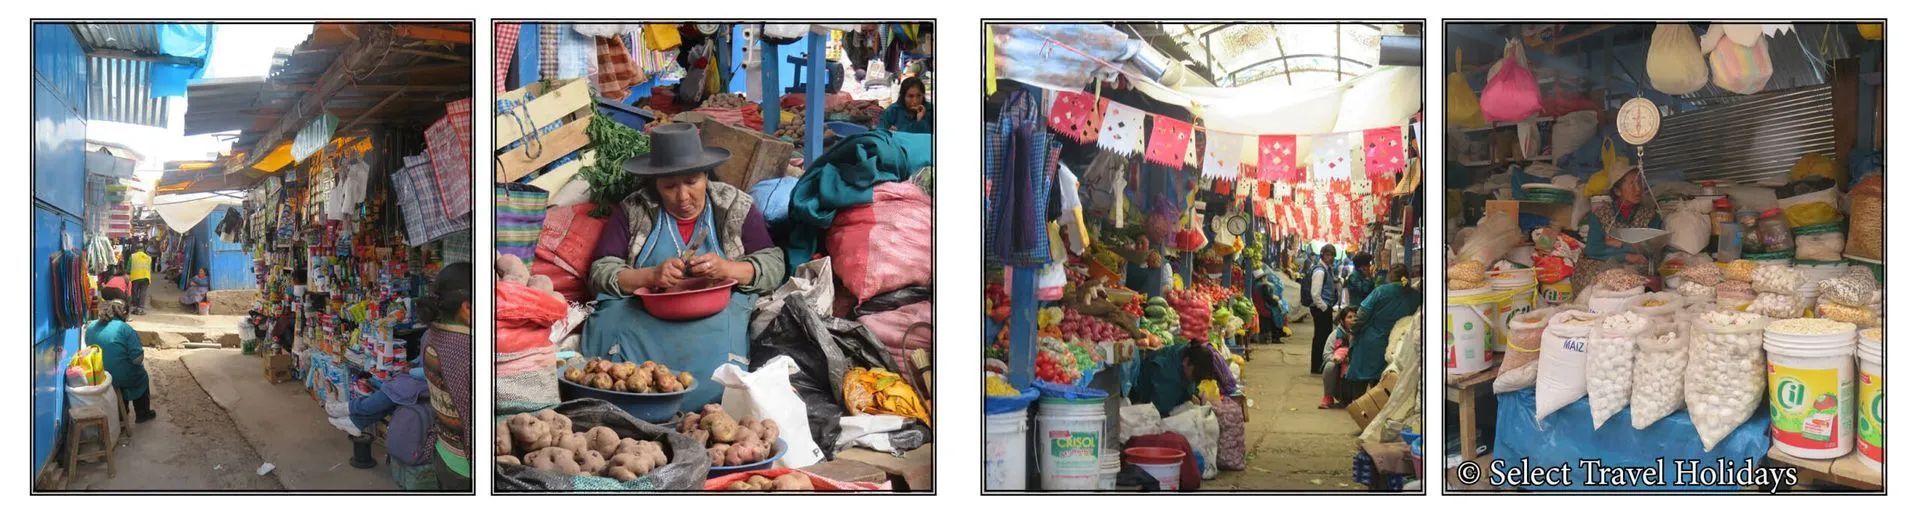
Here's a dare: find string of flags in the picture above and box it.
[1045,89,1417,246]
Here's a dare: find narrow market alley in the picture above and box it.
[64,342,397,491]
[1207,318,1368,491]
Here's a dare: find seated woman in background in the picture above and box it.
[86,300,157,422]
[181,268,211,314]
[876,76,933,134]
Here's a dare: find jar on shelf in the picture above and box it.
[1737,209,1765,253]
[1756,208,1795,253]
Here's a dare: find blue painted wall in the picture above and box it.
[31,23,88,478]
[728,24,806,94]
[189,208,254,291]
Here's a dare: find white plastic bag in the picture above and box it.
[1551,111,1599,161]
[751,257,834,337]
[836,415,908,453]
[1666,198,1713,254]
[65,371,121,444]
[1647,24,1710,95]
[1588,312,1647,429]
[1537,310,1601,421]
[1116,403,1165,443]
[1164,403,1221,479]
[713,356,825,468]
[1685,310,1768,451]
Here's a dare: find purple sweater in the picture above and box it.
[593,205,775,263]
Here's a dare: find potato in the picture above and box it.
[496,455,522,467]
[690,428,710,448]
[563,367,586,384]
[652,368,680,392]
[610,362,637,381]
[726,481,759,491]
[605,452,657,481]
[554,431,591,456]
[588,373,615,391]
[678,413,703,434]
[677,371,695,389]
[575,449,608,475]
[771,473,814,491]
[585,426,622,456]
[612,379,628,392]
[631,368,655,391]
[701,405,740,443]
[747,475,774,489]
[708,445,729,466]
[495,419,514,455]
[524,447,580,474]
[506,413,552,452]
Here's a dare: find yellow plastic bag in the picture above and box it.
[642,24,682,51]
[69,345,105,386]
[1446,49,1489,128]
[843,368,931,425]
[1788,153,1845,185]
[1587,140,1628,197]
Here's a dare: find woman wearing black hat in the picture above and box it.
[581,123,785,407]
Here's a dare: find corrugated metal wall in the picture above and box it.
[31,22,89,479]
[1643,85,1835,185]
[87,56,170,127]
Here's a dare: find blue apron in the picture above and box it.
[580,201,752,409]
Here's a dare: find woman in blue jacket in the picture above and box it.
[86,299,156,422]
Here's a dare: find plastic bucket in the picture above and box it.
[985,409,1030,490]
[1036,397,1105,490]
[1540,281,1575,307]
[1446,287,1497,375]
[1762,319,1858,459]
[1097,448,1122,490]
[1124,447,1186,491]
[1856,328,1884,471]
[1489,270,1539,353]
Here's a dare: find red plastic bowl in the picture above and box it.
[635,279,736,321]
[1123,447,1188,465]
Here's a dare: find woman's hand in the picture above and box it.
[655,258,689,288]
[687,253,754,285]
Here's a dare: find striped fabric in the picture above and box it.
[495,184,548,262]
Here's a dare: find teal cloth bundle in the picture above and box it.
[496,184,549,262]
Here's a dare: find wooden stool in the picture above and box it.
[65,404,115,476]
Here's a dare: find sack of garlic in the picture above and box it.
[1630,322,1686,429]
[1588,311,1648,429]
[1685,309,1768,452]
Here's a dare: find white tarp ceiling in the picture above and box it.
[151,193,242,233]
[1129,64,1422,135]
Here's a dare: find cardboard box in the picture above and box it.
[263,353,294,384]
[1346,370,1399,429]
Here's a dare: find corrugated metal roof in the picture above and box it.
[1644,85,1835,185]
[86,55,169,126]
[73,23,159,54]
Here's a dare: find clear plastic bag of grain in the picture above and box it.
[1588,311,1647,429]
[1685,309,1768,451]
[1631,321,1686,429]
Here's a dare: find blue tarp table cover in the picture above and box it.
[1490,388,1772,491]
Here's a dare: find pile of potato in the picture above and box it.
[678,404,780,468]
[565,358,695,394]
[722,473,816,491]
[496,410,672,482]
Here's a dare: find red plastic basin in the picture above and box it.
[635,279,736,321]
[1123,447,1188,465]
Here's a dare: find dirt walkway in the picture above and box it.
[1204,317,1368,491]
[66,349,286,491]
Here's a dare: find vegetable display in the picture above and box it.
[678,404,781,467]
[497,410,672,482]
[564,358,696,394]
[579,114,652,216]
[722,473,817,491]
[1138,297,1180,349]
[1166,289,1214,342]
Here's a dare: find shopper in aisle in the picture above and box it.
[1571,165,1664,292]
[127,245,152,314]
[877,76,933,134]
[417,262,474,492]
[86,299,157,423]
[97,266,130,303]
[1341,252,1376,310]
[1307,244,1338,374]
[1319,307,1357,408]
[1344,265,1417,386]
[583,123,784,407]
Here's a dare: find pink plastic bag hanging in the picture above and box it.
[1479,39,1542,123]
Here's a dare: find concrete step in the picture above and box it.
[129,314,248,349]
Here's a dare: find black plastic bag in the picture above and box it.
[494,399,709,491]
[853,286,933,318]
[751,295,898,460]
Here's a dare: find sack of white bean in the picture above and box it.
[1674,280,1716,304]
[1589,311,1648,428]
[1748,292,1804,319]
[1816,269,1880,308]
[1631,322,1686,429]
[1627,292,1684,325]
[1538,310,1603,422]
[1685,309,1769,452]
[1494,307,1561,394]
[1750,264,1803,295]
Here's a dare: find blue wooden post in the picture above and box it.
[1008,266,1038,389]
[761,40,781,135]
[804,31,827,165]
[515,23,540,89]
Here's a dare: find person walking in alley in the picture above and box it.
[86,300,157,422]
[417,263,473,491]
[127,245,152,315]
[1307,244,1338,375]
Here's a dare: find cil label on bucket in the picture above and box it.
[1858,370,1884,461]
[1768,364,1853,450]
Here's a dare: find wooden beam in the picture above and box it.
[495,117,592,182]
[340,87,408,132]
[1831,58,1859,158]
[389,47,470,63]
[245,25,397,168]
[393,25,473,45]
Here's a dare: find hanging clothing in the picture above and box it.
[786,130,935,274]
[580,202,753,409]
[538,24,560,81]
[985,89,1058,267]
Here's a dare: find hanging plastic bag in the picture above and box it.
[1480,39,1543,123]
[714,356,826,469]
[1446,49,1489,128]
[1704,25,1775,95]
[1550,111,1599,162]
[1647,24,1710,95]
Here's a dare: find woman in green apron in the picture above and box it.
[584,123,788,408]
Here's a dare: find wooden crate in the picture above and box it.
[677,114,794,192]
[495,79,596,183]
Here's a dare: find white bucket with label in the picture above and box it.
[1489,269,1539,353]
[1097,448,1121,490]
[1762,319,1857,460]
[1856,328,1884,471]
[1036,396,1105,490]
[985,408,1030,490]
[1446,287,1497,375]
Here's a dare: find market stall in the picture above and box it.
[173,22,477,490]
[489,21,935,492]
[982,22,1426,492]
[1442,22,1884,492]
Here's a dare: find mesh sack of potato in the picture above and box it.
[495,399,709,491]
